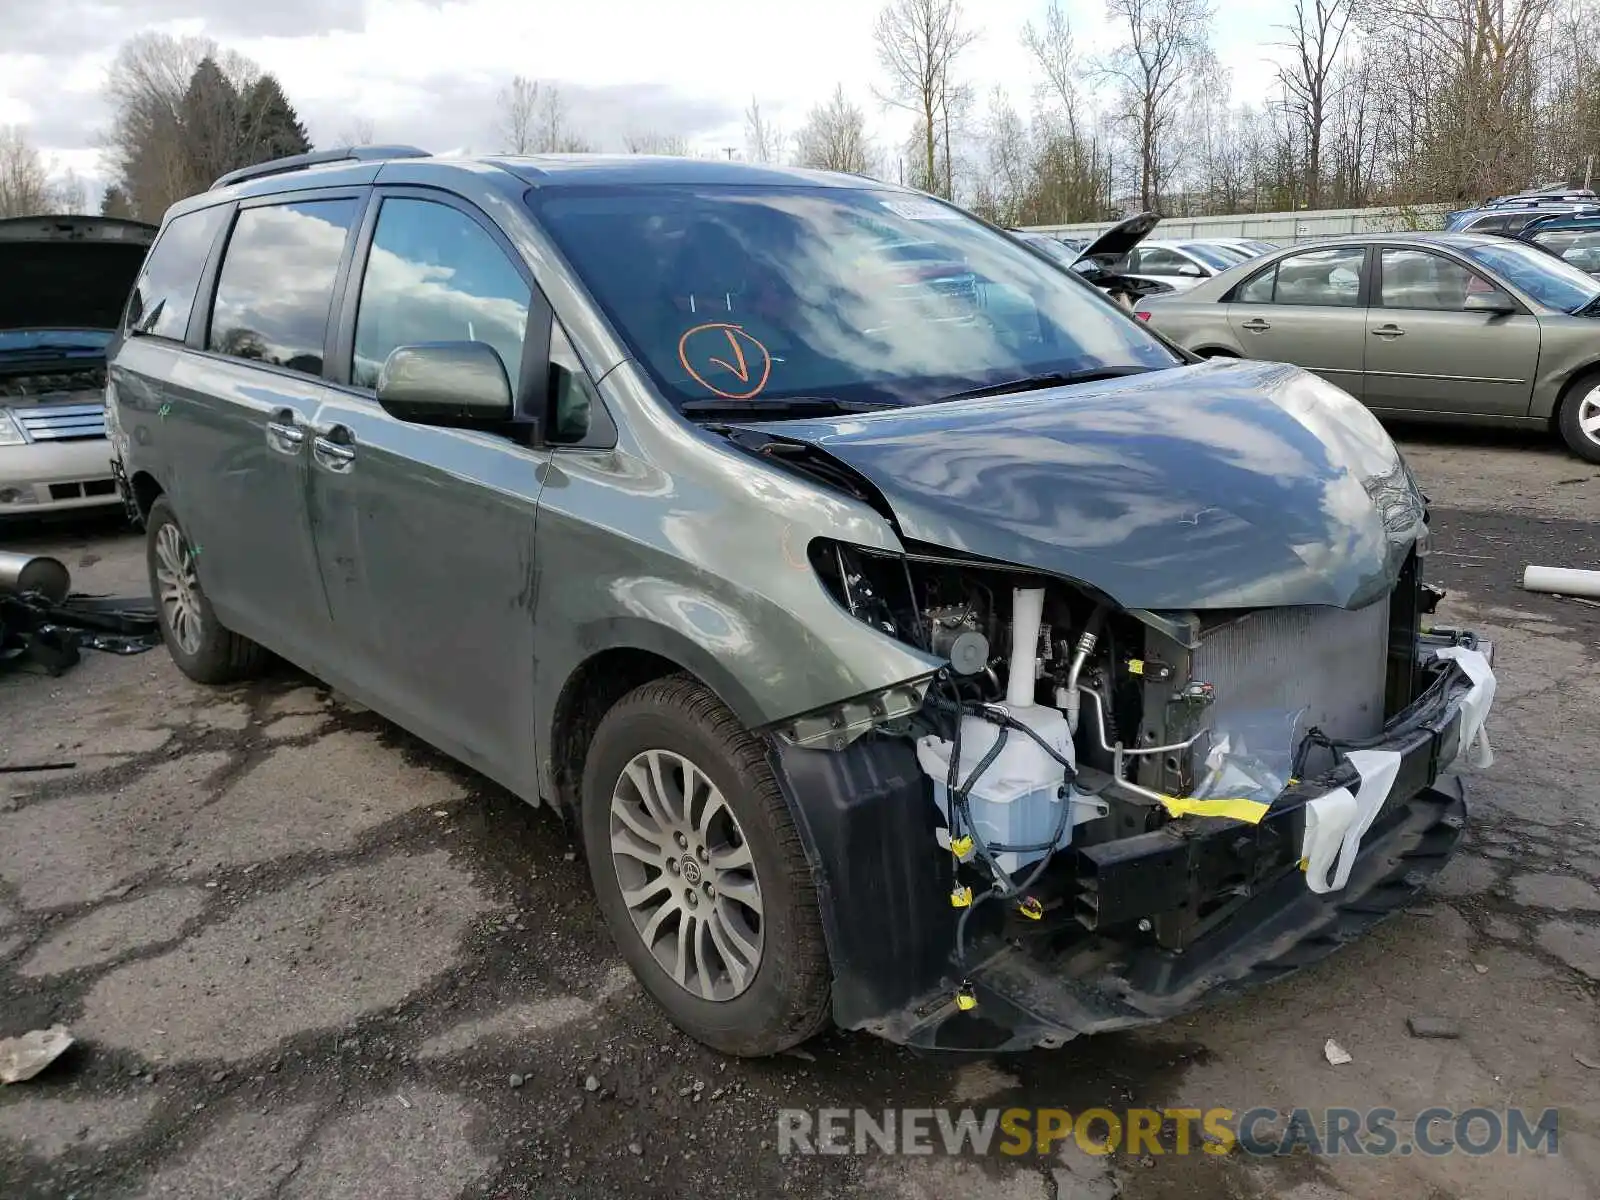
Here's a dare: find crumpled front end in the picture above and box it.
[766,534,1495,1051]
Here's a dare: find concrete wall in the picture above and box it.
[1023,203,1452,244]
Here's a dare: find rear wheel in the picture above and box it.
[581,675,830,1056]
[1557,371,1600,464]
[145,497,270,684]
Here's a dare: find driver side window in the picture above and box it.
[352,198,532,390]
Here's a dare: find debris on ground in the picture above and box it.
[1576,1052,1600,1071]
[1406,1015,1462,1039]
[1324,1039,1353,1066]
[0,587,163,676]
[0,1025,75,1083]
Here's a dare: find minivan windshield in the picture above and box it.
[530,184,1180,411]
[1458,237,1600,313]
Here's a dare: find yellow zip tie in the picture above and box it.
[1128,658,1145,675]
[949,835,974,859]
[950,885,973,908]
[955,983,978,1010]
[1158,794,1272,824]
[1017,896,1043,920]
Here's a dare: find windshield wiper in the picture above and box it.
[680,396,891,419]
[938,366,1155,403]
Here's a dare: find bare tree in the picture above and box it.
[874,0,977,196]
[794,85,877,175]
[1099,0,1214,211]
[50,167,89,214]
[744,97,784,164]
[534,84,592,153]
[1276,0,1354,207]
[0,126,53,217]
[337,116,377,146]
[623,131,691,155]
[1023,0,1083,140]
[496,75,539,154]
[1022,0,1107,219]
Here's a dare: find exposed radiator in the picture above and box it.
[1192,598,1391,768]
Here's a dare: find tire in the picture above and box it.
[581,675,831,1056]
[1557,371,1600,464]
[145,496,270,684]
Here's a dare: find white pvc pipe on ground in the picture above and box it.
[1522,565,1600,599]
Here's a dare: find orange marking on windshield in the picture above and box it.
[678,323,772,399]
[710,328,751,382]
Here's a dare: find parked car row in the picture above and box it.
[1136,230,1600,462]
[98,147,1491,1058]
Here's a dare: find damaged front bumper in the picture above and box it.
[771,632,1493,1052]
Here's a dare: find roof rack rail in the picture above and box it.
[210,145,431,191]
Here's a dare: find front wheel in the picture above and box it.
[145,497,270,684]
[581,675,830,1056]
[1557,372,1600,464]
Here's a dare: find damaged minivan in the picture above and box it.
[108,149,1497,1056]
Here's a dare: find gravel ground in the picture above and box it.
[1,425,1597,1200]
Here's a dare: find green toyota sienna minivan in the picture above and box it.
[107,147,1497,1056]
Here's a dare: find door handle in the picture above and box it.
[265,410,306,455]
[1373,324,1406,338]
[312,428,356,473]
[1240,318,1271,332]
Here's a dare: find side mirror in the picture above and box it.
[1463,290,1518,314]
[376,341,514,424]
[1177,263,1206,278]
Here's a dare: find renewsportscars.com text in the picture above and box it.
[776,1106,1560,1158]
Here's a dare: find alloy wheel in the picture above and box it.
[608,748,764,1001]
[153,522,204,656]
[1578,385,1600,449]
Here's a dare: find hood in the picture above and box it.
[0,215,156,333]
[746,360,1428,612]
[1073,211,1160,268]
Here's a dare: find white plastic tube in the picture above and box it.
[1522,565,1600,599]
[1007,587,1045,707]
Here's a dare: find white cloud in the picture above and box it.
[3,0,1300,204]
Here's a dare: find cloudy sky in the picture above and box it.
[1,0,1295,199]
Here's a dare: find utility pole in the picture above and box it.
[1586,153,1594,192]
[722,147,738,160]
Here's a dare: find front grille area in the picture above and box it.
[48,480,117,500]
[14,403,107,442]
[1193,598,1391,767]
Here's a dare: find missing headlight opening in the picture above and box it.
[800,537,1484,979]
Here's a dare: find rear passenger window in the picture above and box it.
[207,199,360,374]
[1236,265,1277,303]
[1237,247,1363,307]
[352,198,531,390]
[126,206,228,340]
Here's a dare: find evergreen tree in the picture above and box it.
[99,185,134,218]
[178,56,242,191]
[241,76,312,162]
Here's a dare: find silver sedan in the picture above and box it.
[1136,232,1600,462]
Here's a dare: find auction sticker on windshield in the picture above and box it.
[879,199,962,221]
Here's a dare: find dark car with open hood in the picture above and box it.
[0,215,156,517]
[108,148,1498,1056]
